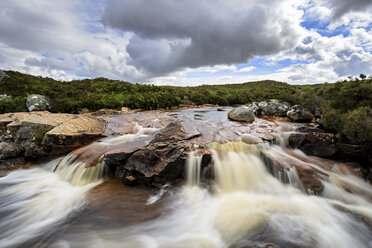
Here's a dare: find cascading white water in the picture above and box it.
[186,151,202,187]
[1,114,371,248]
[47,142,371,248]
[0,123,158,248]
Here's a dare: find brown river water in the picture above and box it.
[0,107,371,248]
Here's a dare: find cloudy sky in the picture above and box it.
[0,0,371,85]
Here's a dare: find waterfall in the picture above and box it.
[0,123,157,248]
[186,151,202,187]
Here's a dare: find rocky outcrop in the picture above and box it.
[105,122,207,187]
[228,105,255,122]
[0,112,107,159]
[287,105,313,122]
[288,132,336,158]
[26,94,50,112]
[115,142,187,186]
[257,100,291,117]
[0,70,8,83]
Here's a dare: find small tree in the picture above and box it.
[360,74,366,80]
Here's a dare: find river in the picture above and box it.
[0,107,371,248]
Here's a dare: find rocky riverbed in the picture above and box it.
[0,106,371,248]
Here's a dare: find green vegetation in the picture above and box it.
[34,127,53,145]
[0,70,371,151]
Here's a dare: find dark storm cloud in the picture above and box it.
[101,0,302,76]
[330,0,372,19]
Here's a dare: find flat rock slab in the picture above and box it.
[0,111,107,158]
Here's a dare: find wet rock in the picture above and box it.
[257,100,291,117]
[26,94,50,112]
[217,108,225,111]
[151,122,196,143]
[228,105,255,122]
[296,167,324,193]
[241,134,263,144]
[261,150,324,194]
[286,105,313,122]
[288,132,336,158]
[104,138,150,172]
[117,142,187,186]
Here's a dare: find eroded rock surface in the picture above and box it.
[228,105,255,122]
[0,112,107,159]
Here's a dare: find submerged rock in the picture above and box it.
[228,105,255,122]
[26,94,50,112]
[286,105,313,122]
[262,150,324,194]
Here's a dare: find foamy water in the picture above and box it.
[0,120,371,247]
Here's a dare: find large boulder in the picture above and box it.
[115,142,187,186]
[0,70,8,83]
[26,94,50,112]
[0,112,107,159]
[228,105,255,122]
[288,132,336,158]
[106,122,205,187]
[287,105,313,122]
[257,100,291,117]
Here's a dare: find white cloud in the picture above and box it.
[0,0,370,85]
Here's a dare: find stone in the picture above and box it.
[26,94,50,112]
[151,122,187,143]
[288,132,336,158]
[291,123,321,133]
[0,112,107,159]
[121,107,131,113]
[286,105,313,122]
[257,100,291,117]
[241,134,263,144]
[93,108,121,115]
[228,105,255,122]
[1,142,23,159]
[43,115,107,155]
[0,70,8,83]
[117,142,187,186]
